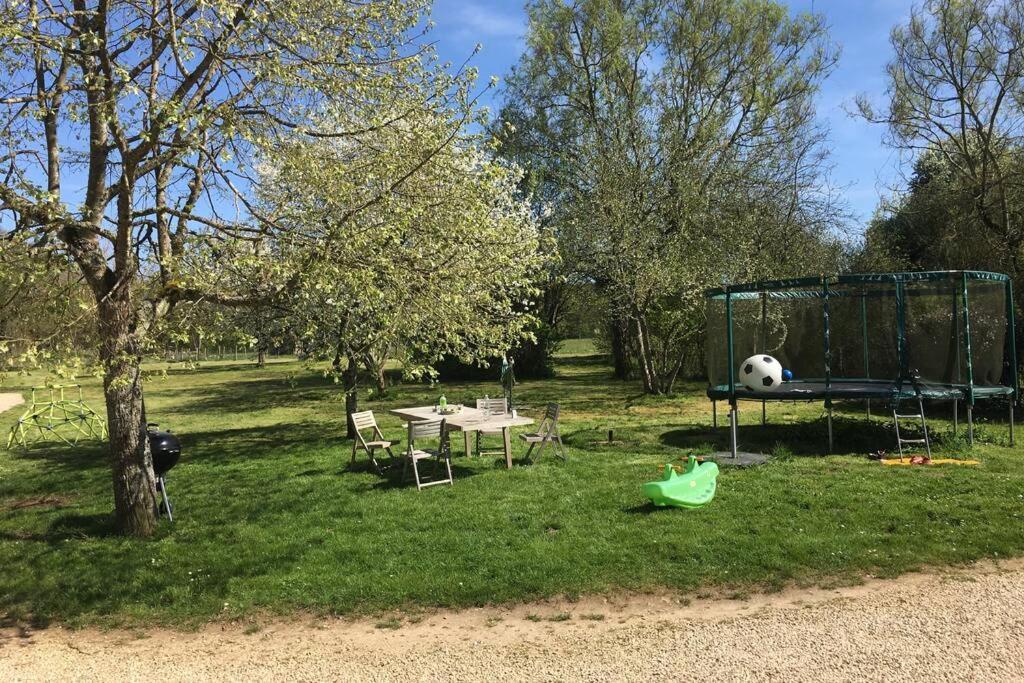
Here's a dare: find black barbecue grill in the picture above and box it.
[147,423,181,521]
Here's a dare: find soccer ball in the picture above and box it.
[738,354,783,392]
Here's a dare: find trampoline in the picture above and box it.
[705,271,1018,456]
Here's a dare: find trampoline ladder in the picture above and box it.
[892,394,932,459]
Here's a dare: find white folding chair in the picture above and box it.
[403,418,454,490]
[474,396,508,456]
[519,403,566,462]
[350,410,399,475]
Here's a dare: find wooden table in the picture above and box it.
[389,405,534,469]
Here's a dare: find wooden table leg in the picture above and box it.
[502,427,512,469]
[463,430,472,457]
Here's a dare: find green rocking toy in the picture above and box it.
[642,455,719,508]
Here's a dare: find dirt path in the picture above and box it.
[0,392,24,415]
[4,560,1024,682]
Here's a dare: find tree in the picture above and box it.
[0,235,96,377]
[857,150,1005,273]
[253,119,545,438]
[0,0,486,535]
[498,0,843,393]
[857,0,1024,379]
[857,0,1024,281]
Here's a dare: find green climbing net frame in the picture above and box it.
[6,384,108,450]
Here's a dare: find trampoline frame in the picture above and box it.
[705,271,1019,456]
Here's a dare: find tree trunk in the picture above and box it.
[342,353,359,439]
[257,346,266,367]
[98,287,159,537]
[664,351,686,395]
[634,314,660,394]
[610,314,631,379]
[363,353,387,396]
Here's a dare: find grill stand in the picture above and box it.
[156,475,174,523]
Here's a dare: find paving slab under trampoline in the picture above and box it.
[704,451,770,466]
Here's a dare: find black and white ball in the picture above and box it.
[739,354,783,392]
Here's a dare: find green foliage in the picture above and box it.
[858,150,1010,273]
[856,0,1024,386]
[498,0,846,394]
[248,125,548,386]
[0,236,98,381]
[0,0,546,531]
[433,322,560,382]
[857,0,1024,291]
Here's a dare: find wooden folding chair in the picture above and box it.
[403,418,454,490]
[519,403,567,462]
[474,396,508,456]
[349,410,399,475]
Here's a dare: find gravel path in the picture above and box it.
[0,392,24,414]
[3,560,1024,682]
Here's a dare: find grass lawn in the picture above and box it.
[1,341,1023,627]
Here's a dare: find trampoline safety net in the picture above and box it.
[705,271,1018,403]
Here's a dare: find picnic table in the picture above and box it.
[388,405,534,469]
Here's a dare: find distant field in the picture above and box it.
[555,338,598,356]
[0,345,1022,627]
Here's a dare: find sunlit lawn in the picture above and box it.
[0,342,1022,627]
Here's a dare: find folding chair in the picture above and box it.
[403,418,454,490]
[349,410,399,475]
[474,396,508,456]
[519,403,567,462]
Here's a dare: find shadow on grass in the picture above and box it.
[360,461,484,491]
[150,374,341,413]
[658,418,902,456]
[554,354,611,371]
[7,442,108,473]
[623,502,670,515]
[166,421,340,464]
[148,366,639,432]
[0,511,118,543]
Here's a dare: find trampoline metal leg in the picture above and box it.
[967,404,974,446]
[729,403,738,459]
[712,400,717,429]
[952,400,958,436]
[866,399,871,420]
[1010,401,1015,447]
[761,400,766,427]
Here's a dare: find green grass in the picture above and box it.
[1,351,1023,628]
[554,337,598,357]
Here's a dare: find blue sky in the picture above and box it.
[429,0,916,229]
